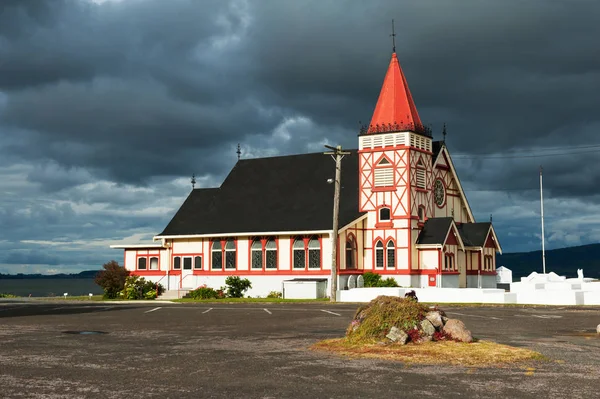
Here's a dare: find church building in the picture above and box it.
[111,50,502,297]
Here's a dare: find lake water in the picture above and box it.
[0,279,103,297]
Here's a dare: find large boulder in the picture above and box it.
[386,326,409,344]
[425,311,444,329]
[420,319,436,337]
[443,319,473,343]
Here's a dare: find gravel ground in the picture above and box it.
[0,301,599,398]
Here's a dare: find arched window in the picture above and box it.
[137,257,147,270]
[251,239,263,270]
[225,239,236,269]
[149,257,159,270]
[375,240,384,269]
[444,253,454,271]
[345,236,357,269]
[211,240,222,270]
[379,207,391,221]
[293,238,305,269]
[418,206,425,223]
[194,256,202,270]
[308,236,321,269]
[386,240,395,269]
[173,256,181,270]
[265,238,277,269]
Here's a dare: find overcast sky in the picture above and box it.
[1,0,599,273]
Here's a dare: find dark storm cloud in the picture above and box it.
[0,0,599,272]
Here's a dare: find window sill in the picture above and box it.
[415,188,428,193]
[372,187,395,192]
[375,222,393,228]
[133,270,166,276]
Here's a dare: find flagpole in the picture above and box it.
[540,166,546,274]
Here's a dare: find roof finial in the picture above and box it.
[442,123,447,143]
[236,143,241,161]
[390,19,396,53]
[490,214,493,223]
[191,174,196,189]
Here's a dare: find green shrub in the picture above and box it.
[119,275,164,300]
[362,272,399,287]
[379,277,399,287]
[225,276,252,298]
[267,291,282,298]
[363,272,382,287]
[0,293,18,298]
[188,285,219,299]
[95,260,130,299]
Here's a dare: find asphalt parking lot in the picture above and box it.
[0,300,599,399]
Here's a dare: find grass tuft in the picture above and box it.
[312,338,546,366]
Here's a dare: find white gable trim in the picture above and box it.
[110,244,164,250]
[433,146,475,222]
[484,225,503,254]
[443,220,465,251]
[338,214,368,233]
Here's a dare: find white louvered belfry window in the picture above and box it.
[374,168,394,187]
[416,168,426,189]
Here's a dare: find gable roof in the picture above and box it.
[432,145,475,222]
[457,222,492,247]
[157,151,364,237]
[367,52,422,133]
[416,217,464,250]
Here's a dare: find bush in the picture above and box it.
[224,276,252,298]
[362,272,399,287]
[189,285,219,300]
[119,275,164,300]
[362,272,382,287]
[0,293,18,298]
[267,291,282,299]
[95,260,130,299]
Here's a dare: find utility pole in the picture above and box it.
[324,145,350,302]
[540,166,546,274]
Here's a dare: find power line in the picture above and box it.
[452,145,600,160]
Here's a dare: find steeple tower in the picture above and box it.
[367,52,422,134]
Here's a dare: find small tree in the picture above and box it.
[224,276,252,298]
[95,260,130,299]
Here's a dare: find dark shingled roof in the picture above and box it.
[158,151,364,236]
[458,222,492,247]
[416,217,454,245]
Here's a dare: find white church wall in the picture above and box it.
[124,250,136,271]
[419,249,438,270]
[278,235,292,270]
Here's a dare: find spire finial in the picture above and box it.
[236,143,241,161]
[442,123,447,143]
[191,174,196,189]
[490,214,493,223]
[390,19,396,53]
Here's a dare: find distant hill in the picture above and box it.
[498,243,600,280]
[0,270,101,279]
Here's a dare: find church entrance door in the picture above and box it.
[180,257,194,289]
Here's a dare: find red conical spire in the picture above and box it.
[367,52,422,133]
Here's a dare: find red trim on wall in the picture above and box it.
[131,270,166,276]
